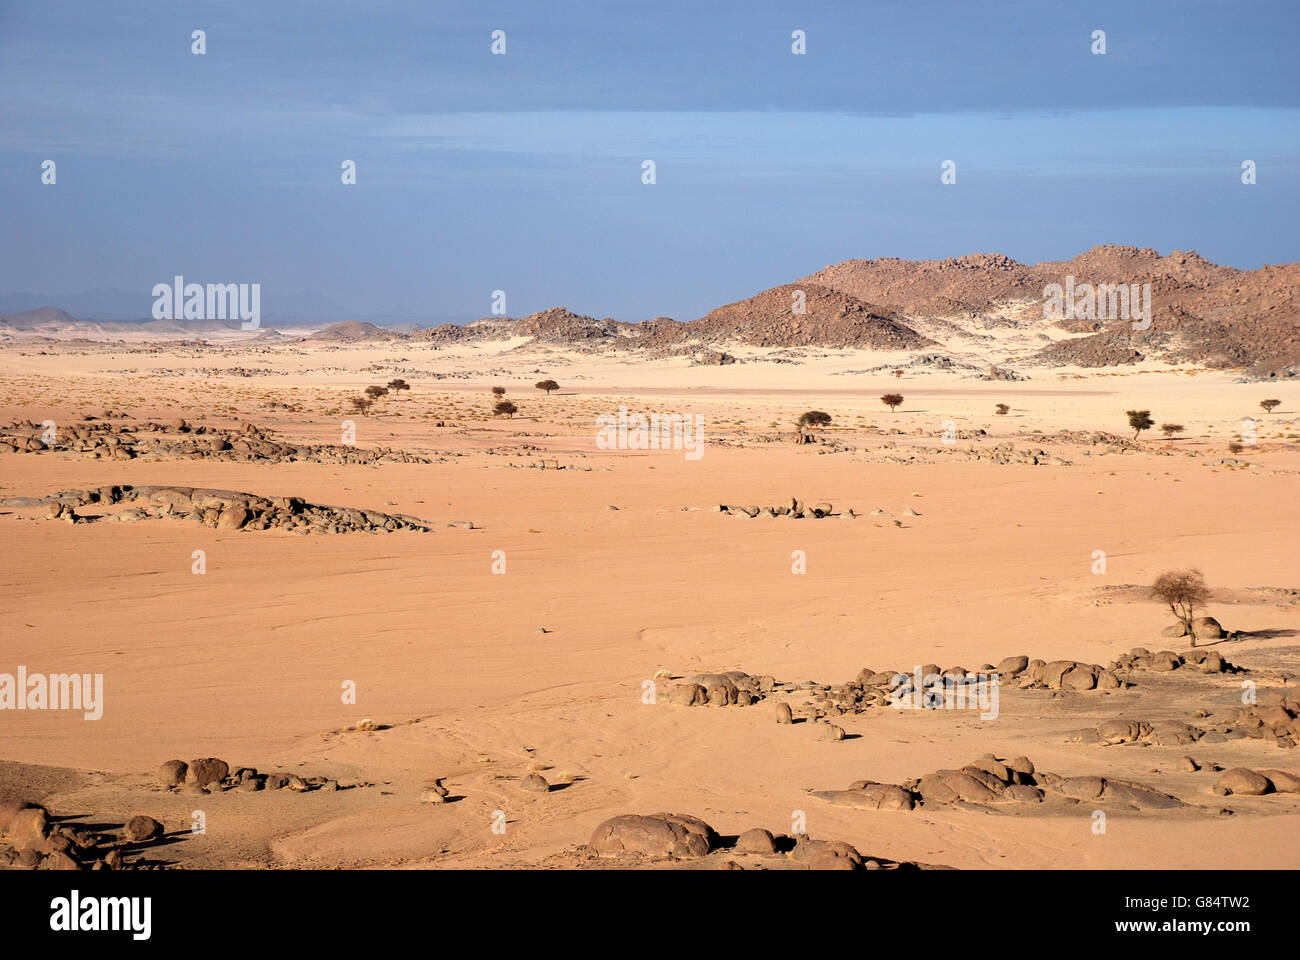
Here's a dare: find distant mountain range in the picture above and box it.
[4,247,1296,373]
[0,288,467,326]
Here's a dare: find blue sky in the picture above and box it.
[1,0,1297,321]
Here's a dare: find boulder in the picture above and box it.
[996,655,1029,677]
[520,773,550,793]
[157,760,188,786]
[123,815,163,842]
[588,813,717,859]
[217,506,250,530]
[792,838,862,869]
[6,806,50,852]
[687,673,738,706]
[0,799,40,834]
[812,785,915,811]
[735,828,776,855]
[1257,769,1300,793]
[186,758,229,787]
[1216,768,1272,796]
[1191,617,1225,641]
[819,723,845,742]
[671,683,708,707]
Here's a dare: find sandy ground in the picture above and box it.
[1,339,1298,869]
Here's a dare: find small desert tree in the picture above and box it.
[536,379,559,395]
[1151,569,1210,644]
[995,403,1010,416]
[349,396,373,416]
[1126,409,1154,440]
[881,393,903,412]
[797,410,832,431]
[492,386,506,398]
[892,369,904,379]
[1260,399,1281,415]
[365,385,389,403]
[1160,423,1184,439]
[494,400,517,419]
[387,378,410,396]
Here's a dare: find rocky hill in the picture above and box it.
[6,247,1295,372]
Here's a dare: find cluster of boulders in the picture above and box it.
[1,799,165,871]
[711,499,924,520]
[936,443,1068,466]
[1071,718,1205,746]
[1213,693,1299,747]
[1214,767,1300,796]
[1159,617,1236,643]
[1108,646,1242,676]
[664,671,776,707]
[581,813,931,870]
[1,484,434,534]
[0,416,433,466]
[1008,658,1122,691]
[715,498,842,518]
[662,647,1253,729]
[157,758,347,794]
[813,754,1183,812]
[662,655,1099,721]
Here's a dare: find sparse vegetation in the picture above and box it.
[1126,409,1154,440]
[493,400,518,418]
[1260,399,1281,414]
[892,369,904,379]
[387,379,410,396]
[995,403,1010,416]
[365,385,389,402]
[1227,440,1244,454]
[881,393,904,412]
[349,396,373,416]
[1160,423,1184,439]
[535,379,560,395]
[492,386,506,398]
[1151,569,1210,644]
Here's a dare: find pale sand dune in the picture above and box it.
[1,340,1297,869]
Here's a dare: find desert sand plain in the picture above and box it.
[1,338,1298,870]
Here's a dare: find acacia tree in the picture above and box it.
[1126,409,1154,439]
[494,400,518,419]
[365,385,389,403]
[892,369,904,379]
[492,386,506,398]
[349,396,373,416]
[797,410,831,430]
[1260,399,1281,415]
[1161,423,1184,439]
[387,378,410,397]
[1151,569,1211,644]
[881,393,903,411]
[536,380,559,395]
[995,403,1010,416]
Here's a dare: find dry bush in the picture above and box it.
[1151,569,1210,642]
